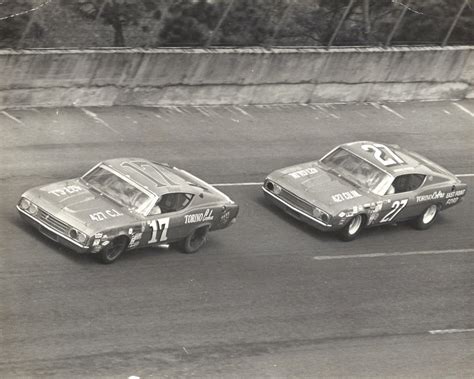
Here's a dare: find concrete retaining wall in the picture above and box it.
[0,46,473,108]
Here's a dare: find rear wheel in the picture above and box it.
[97,236,128,264]
[179,226,209,254]
[412,204,439,230]
[338,214,364,241]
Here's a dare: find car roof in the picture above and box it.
[100,158,202,197]
[339,141,456,179]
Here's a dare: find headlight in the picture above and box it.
[27,203,38,216]
[77,232,87,243]
[19,198,38,215]
[313,207,322,218]
[19,198,31,210]
[313,207,330,223]
[69,229,87,244]
[266,180,282,195]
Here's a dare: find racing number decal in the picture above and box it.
[148,218,170,243]
[380,199,408,223]
[361,143,405,166]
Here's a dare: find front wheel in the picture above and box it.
[97,236,128,264]
[178,226,209,254]
[412,204,439,230]
[338,214,364,241]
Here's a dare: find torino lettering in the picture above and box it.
[416,191,445,203]
[184,209,214,224]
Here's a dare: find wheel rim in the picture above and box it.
[348,215,362,235]
[422,205,437,224]
[104,239,126,260]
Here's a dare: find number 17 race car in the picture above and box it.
[17,158,239,263]
[263,141,467,241]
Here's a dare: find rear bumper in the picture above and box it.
[17,207,90,253]
[262,187,335,232]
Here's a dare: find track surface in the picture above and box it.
[1,101,473,377]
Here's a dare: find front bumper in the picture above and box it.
[17,206,90,253]
[262,187,336,232]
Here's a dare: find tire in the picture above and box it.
[97,236,128,264]
[412,204,439,230]
[338,214,364,241]
[179,226,209,254]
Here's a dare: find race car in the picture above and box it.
[17,158,239,263]
[263,141,467,241]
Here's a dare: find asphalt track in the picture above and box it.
[1,101,473,378]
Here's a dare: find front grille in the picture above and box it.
[279,188,314,215]
[37,208,70,235]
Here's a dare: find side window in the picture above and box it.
[150,193,194,215]
[390,174,426,194]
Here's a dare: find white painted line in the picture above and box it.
[429,328,474,335]
[369,102,381,109]
[443,110,451,114]
[169,106,184,114]
[453,103,474,117]
[212,174,472,187]
[1,110,24,125]
[233,106,253,118]
[81,108,120,134]
[313,248,474,261]
[212,182,262,187]
[381,104,405,119]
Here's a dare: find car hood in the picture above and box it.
[22,178,138,232]
[268,161,375,212]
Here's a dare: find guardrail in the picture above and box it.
[0,46,472,108]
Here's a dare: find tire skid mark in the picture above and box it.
[80,108,120,134]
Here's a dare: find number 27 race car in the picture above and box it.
[263,141,467,241]
[17,158,239,263]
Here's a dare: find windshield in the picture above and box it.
[321,148,390,192]
[82,166,152,212]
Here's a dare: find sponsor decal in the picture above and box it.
[332,190,362,203]
[367,212,379,225]
[288,168,318,179]
[89,208,124,221]
[446,197,459,205]
[416,190,445,203]
[49,185,84,197]
[444,189,465,206]
[220,210,231,224]
[128,232,143,248]
[446,189,466,199]
[185,209,214,224]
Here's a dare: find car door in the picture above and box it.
[140,193,195,247]
[375,174,426,225]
